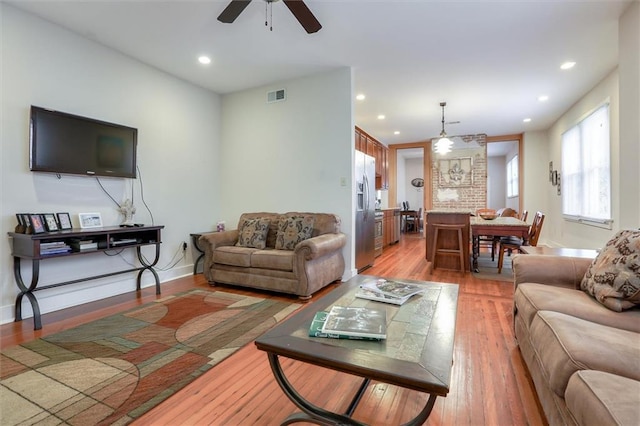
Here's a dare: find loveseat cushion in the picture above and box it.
[275,215,315,250]
[529,310,640,398]
[566,370,640,426]
[580,229,640,312]
[213,246,257,267]
[251,249,294,271]
[515,283,640,333]
[236,217,271,249]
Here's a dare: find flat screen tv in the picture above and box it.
[30,106,138,178]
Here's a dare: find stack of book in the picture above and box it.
[40,241,71,255]
[356,279,425,305]
[70,239,98,251]
[309,306,387,341]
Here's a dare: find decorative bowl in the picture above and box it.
[479,213,498,220]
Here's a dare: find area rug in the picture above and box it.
[0,289,300,426]
[472,252,514,282]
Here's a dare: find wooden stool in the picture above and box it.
[432,223,466,272]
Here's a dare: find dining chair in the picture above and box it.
[497,207,517,218]
[520,209,529,222]
[476,208,498,260]
[405,207,422,233]
[497,211,545,273]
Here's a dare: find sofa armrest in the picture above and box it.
[512,254,593,290]
[294,233,347,260]
[199,230,239,252]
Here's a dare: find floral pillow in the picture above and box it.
[236,218,270,249]
[580,229,640,312]
[275,216,315,250]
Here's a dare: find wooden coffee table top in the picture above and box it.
[255,275,459,396]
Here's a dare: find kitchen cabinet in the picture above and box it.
[382,209,400,247]
[355,126,389,190]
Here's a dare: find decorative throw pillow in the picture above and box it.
[236,218,270,249]
[275,216,315,250]
[580,229,640,312]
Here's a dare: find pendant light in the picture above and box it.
[434,102,453,154]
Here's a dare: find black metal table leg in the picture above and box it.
[13,257,43,330]
[136,244,161,295]
[266,353,441,426]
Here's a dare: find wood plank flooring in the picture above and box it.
[1,233,546,425]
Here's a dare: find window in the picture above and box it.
[507,155,518,197]
[561,103,611,224]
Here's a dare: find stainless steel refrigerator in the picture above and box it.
[355,151,376,272]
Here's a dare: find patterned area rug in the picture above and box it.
[0,289,300,426]
[472,252,514,282]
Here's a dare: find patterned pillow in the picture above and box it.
[236,218,270,249]
[580,229,640,312]
[275,216,315,250]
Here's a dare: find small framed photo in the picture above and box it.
[16,213,24,226]
[21,213,32,227]
[79,212,103,229]
[29,214,46,234]
[43,213,59,232]
[57,212,73,230]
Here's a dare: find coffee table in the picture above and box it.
[255,275,459,425]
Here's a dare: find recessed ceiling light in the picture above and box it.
[394,131,400,135]
[198,56,211,65]
[523,118,532,123]
[560,61,576,70]
[356,94,366,101]
[377,114,385,120]
[538,95,549,102]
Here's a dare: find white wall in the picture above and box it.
[1,5,221,323]
[487,156,506,210]
[545,71,619,249]
[618,1,640,227]
[218,68,355,277]
[522,131,550,242]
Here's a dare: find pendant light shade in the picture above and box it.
[435,102,452,154]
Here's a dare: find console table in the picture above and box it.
[8,225,164,330]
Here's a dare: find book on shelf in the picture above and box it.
[320,306,387,340]
[308,311,382,341]
[356,278,425,305]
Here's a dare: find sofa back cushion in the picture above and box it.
[275,215,315,250]
[237,212,342,249]
[580,229,640,312]
[236,217,271,249]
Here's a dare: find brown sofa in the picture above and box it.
[199,212,346,299]
[513,254,640,425]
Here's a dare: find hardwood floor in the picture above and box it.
[1,233,546,425]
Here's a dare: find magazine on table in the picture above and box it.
[356,279,424,305]
[308,311,382,341]
[320,306,387,340]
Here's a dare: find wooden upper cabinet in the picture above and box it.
[355,126,389,190]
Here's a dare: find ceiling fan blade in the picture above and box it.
[217,0,252,24]
[282,0,322,34]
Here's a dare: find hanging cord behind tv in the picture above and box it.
[94,165,154,225]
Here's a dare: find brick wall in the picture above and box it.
[431,134,487,212]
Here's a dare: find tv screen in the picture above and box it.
[30,106,137,178]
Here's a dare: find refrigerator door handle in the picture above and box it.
[363,174,370,220]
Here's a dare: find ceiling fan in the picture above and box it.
[217,0,322,34]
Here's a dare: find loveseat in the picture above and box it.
[199,212,346,299]
[512,229,640,425]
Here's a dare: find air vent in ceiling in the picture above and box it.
[267,89,286,104]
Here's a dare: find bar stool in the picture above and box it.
[432,223,466,272]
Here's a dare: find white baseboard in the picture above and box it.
[0,264,192,326]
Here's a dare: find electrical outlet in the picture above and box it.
[182,242,187,251]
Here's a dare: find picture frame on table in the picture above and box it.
[15,213,27,233]
[29,214,46,234]
[78,212,103,229]
[56,212,73,230]
[43,213,59,232]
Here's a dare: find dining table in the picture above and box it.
[470,216,530,272]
